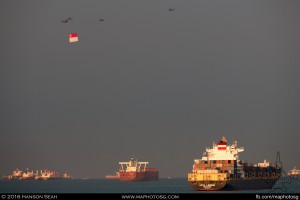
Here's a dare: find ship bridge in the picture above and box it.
[201,137,244,161]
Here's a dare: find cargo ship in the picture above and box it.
[19,169,35,180]
[287,167,300,177]
[188,136,282,191]
[36,171,72,180]
[3,168,35,180]
[2,168,23,180]
[119,157,159,181]
[62,172,73,179]
[3,168,72,180]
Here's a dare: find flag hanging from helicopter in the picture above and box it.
[69,33,78,43]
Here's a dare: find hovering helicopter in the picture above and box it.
[168,8,175,11]
[99,18,104,22]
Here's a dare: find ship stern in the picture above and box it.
[188,172,228,191]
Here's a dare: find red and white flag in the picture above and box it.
[69,33,78,43]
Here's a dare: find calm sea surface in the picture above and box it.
[0,178,299,193]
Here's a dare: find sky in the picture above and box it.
[0,0,300,178]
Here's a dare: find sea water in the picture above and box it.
[0,178,299,193]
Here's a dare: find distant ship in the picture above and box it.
[287,167,300,177]
[3,168,72,180]
[3,168,23,180]
[105,172,120,180]
[118,157,159,181]
[188,136,282,191]
[35,170,61,180]
[3,168,35,180]
[62,172,72,179]
[19,169,35,180]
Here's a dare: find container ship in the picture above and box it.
[118,157,159,181]
[188,136,282,191]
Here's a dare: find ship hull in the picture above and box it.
[36,177,64,180]
[105,175,120,180]
[119,171,159,181]
[288,175,300,178]
[45,177,63,180]
[19,177,35,180]
[189,181,226,191]
[224,179,278,190]
[189,178,279,191]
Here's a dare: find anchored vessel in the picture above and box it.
[3,168,72,180]
[3,169,24,180]
[188,137,282,191]
[287,167,300,177]
[119,157,159,181]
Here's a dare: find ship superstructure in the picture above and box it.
[118,157,159,181]
[19,169,35,180]
[288,167,300,177]
[188,136,282,191]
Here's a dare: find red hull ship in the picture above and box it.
[119,157,159,181]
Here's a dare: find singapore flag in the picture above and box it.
[69,33,78,43]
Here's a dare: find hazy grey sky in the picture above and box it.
[1,0,300,178]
